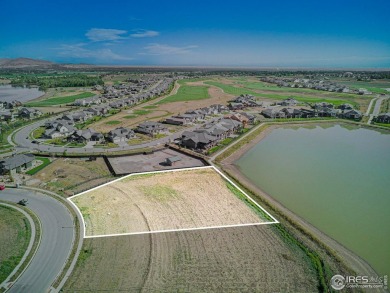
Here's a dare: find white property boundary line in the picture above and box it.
[67,166,278,239]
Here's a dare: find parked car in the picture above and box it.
[0,185,5,190]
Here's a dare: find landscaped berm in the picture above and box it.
[71,167,273,237]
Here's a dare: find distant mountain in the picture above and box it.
[0,57,55,68]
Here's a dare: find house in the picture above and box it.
[341,109,362,120]
[0,110,16,121]
[43,120,75,139]
[106,127,135,143]
[261,108,286,118]
[314,102,334,109]
[18,107,43,119]
[375,113,390,123]
[0,154,35,175]
[72,112,89,122]
[281,108,302,118]
[180,131,218,150]
[299,109,317,118]
[68,128,104,143]
[135,121,168,136]
[225,113,249,125]
[338,103,354,111]
[240,112,258,124]
[165,156,181,166]
[315,107,337,117]
[229,102,244,110]
[164,117,187,125]
[185,109,207,120]
[279,98,298,106]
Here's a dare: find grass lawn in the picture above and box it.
[142,105,158,109]
[26,157,51,175]
[26,92,95,107]
[123,115,138,119]
[0,205,31,283]
[104,120,121,125]
[133,109,151,115]
[31,127,46,139]
[158,81,210,104]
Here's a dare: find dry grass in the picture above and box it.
[71,168,266,236]
[30,158,112,196]
[62,225,317,293]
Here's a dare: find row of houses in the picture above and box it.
[164,104,229,126]
[0,107,43,122]
[261,107,362,120]
[260,77,371,95]
[73,78,173,111]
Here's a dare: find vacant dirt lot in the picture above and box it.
[72,167,267,236]
[30,157,112,196]
[62,225,317,292]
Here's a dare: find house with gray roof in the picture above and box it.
[0,154,35,175]
[375,113,390,123]
[106,127,135,143]
[68,128,104,143]
[135,121,168,136]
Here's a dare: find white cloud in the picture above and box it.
[130,29,159,38]
[86,28,127,42]
[57,43,133,61]
[142,43,198,55]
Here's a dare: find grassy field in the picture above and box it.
[26,157,51,175]
[104,120,121,125]
[62,225,318,292]
[158,80,210,104]
[0,205,31,283]
[26,92,95,107]
[206,81,354,106]
[71,167,268,236]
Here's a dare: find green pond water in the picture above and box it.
[235,123,390,276]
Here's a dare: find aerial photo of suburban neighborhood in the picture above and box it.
[0,1,389,292]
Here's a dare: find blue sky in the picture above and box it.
[1,0,389,67]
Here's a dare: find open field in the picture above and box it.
[205,80,360,107]
[0,205,31,283]
[26,92,95,107]
[29,157,112,196]
[157,80,210,104]
[71,167,270,236]
[62,225,317,292]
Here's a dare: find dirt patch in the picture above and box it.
[107,148,206,175]
[72,167,267,236]
[62,225,317,292]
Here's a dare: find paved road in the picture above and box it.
[0,189,75,293]
[368,96,386,124]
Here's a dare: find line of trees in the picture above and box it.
[11,74,104,90]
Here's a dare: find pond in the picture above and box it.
[235,123,390,276]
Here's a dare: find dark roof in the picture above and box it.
[0,154,35,170]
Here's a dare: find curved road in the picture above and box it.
[0,188,75,293]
